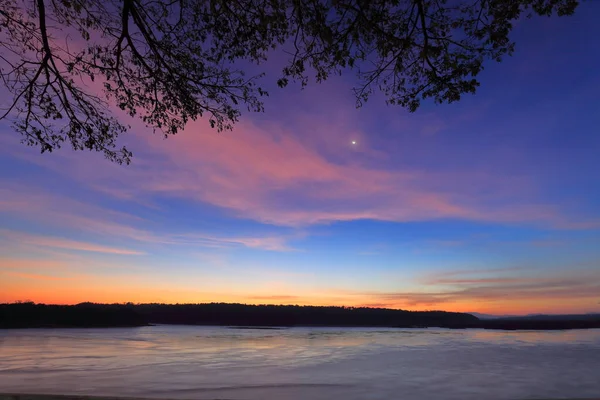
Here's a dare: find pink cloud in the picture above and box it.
[125,119,591,228]
[1,89,597,230]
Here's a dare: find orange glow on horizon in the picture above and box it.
[1,283,595,316]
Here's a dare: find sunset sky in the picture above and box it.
[1,4,599,315]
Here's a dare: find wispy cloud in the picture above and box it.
[0,257,71,271]
[421,266,528,281]
[138,233,297,252]
[248,295,302,301]
[0,184,148,236]
[0,229,145,255]
[0,185,298,252]
[357,251,383,256]
[1,272,78,281]
[428,277,527,285]
[529,239,568,248]
[362,267,600,312]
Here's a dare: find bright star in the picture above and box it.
[351,140,357,145]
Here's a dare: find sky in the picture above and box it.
[1,4,600,315]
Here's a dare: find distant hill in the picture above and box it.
[467,312,600,330]
[470,312,600,321]
[469,313,520,320]
[496,313,600,321]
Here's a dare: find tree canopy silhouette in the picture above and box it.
[0,0,577,163]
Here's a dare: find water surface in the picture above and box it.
[1,326,600,400]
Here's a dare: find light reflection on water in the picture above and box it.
[1,326,599,400]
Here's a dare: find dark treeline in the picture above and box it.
[0,302,146,328]
[2,302,599,330]
[135,303,477,327]
[0,302,475,328]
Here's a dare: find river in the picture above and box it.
[1,326,600,400]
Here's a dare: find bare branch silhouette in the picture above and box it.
[0,0,578,163]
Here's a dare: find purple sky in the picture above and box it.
[1,2,599,314]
